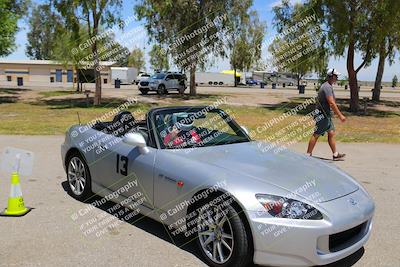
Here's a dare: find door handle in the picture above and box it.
[158,174,177,183]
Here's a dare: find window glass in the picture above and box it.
[154,109,249,149]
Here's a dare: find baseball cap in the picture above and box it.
[327,68,341,76]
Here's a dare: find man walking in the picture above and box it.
[307,68,346,160]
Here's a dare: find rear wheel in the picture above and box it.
[194,199,253,267]
[66,153,92,201]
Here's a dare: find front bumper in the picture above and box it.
[138,84,150,90]
[247,189,375,266]
[149,83,159,90]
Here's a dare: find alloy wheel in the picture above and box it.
[197,205,234,264]
[67,157,86,196]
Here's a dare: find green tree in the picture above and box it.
[149,44,169,71]
[55,0,123,105]
[310,0,376,112]
[26,2,62,60]
[230,11,265,86]
[135,0,253,96]
[270,1,328,90]
[53,26,129,91]
[128,48,145,70]
[367,0,400,101]
[337,76,348,87]
[53,26,90,91]
[393,75,398,88]
[0,0,28,57]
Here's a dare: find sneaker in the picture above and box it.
[333,153,346,161]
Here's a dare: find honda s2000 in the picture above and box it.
[61,106,374,267]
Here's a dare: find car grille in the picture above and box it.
[329,221,367,252]
[140,81,149,86]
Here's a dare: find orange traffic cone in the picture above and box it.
[0,172,31,217]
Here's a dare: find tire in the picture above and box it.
[179,88,185,94]
[158,84,165,95]
[66,152,92,201]
[193,197,253,267]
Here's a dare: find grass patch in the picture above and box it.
[0,92,399,142]
[38,90,76,98]
[0,101,153,135]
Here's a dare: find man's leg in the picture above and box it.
[327,130,337,154]
[328,130,346,160]
[307,133,319,155]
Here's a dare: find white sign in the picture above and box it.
[1,147,34,176]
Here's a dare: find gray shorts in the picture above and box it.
[314,115,335,136]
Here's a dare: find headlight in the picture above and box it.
[256,194,323,220]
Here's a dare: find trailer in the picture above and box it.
[194,72,237,86]
[111,67,138,84]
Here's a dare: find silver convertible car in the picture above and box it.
[61,106,375,267]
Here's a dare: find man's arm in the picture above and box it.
[327,96,346,122]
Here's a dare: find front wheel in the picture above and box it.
[195,200,253,267]
[157,85,165,95]
[66,153,92,201]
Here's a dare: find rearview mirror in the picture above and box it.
[123,133,149,154]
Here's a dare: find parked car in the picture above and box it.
[135,73,151,85]
[138,75,151,95]
[246,79,259,86]
[62,106,374,267]
[149,72,187,95]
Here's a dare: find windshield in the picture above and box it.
[151,73,166,79]
[153,108,250,149]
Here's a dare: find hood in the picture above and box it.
[171,141,358,203]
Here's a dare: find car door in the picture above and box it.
[164,74,174,89]
[152,150,195,221]
[91,133,156,208]
[172,74,181,89]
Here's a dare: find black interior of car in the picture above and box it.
[92,111,149,143]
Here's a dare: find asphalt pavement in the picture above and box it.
[0,135,398,267]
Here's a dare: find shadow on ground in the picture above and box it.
[0,96,19,104]
[61,181,365,267]
[0,88,31,95]
[259,97,400,117]
[33,97,136,109]
[0,88,31,104]
[139,92,226,102]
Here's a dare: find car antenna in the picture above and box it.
[77,112,81,125]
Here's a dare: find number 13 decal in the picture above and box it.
[116,154,128,176]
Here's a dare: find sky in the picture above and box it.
[4,0,398,82]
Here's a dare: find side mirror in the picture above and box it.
[240,126,249,135]
[123,133,149,154]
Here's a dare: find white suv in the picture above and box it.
[148,72,187,95]
[135,73,151,85]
